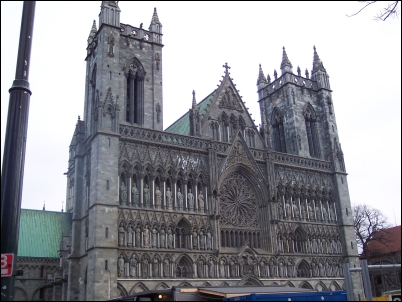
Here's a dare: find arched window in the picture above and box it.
[221,112,229,142]
[176,219,191,249]
[125,59,145,125]
[304,104,321,158]
[271,107,287,153]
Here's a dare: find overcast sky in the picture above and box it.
[1,1,401,225]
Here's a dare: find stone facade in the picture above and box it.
[64,2,361,300]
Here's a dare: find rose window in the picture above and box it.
[219,173,258,227]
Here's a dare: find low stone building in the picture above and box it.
[15,209,71,301]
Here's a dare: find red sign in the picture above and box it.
[1,253,14,277]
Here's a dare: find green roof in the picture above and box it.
[165,90,216,135]
[18,209,72,258]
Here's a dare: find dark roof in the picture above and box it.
[165,90,216,135]
[18,209,72,258]
[366,225,401,256]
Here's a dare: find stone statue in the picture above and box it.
[301,202,307,220]
[192,230,198,249]
[135,225,141,247]
[206,231,212,250]
[129,255,137,277]
[198,191,204,213]
[260,261,266,277]
[197,258,204,278]
[278,260,284,277]
[187,189,194,211]
[118,255,124,277]
[160,229,166,248]
[167,228,173,248]
[120,182,127,205]
[144,226,151,248]
[285,201,291,219]
[208,258,214,277]
[219,260,225,278]
[155,186,162,209]
[132,183,139,207]
[278,201,284,219]
[142,258,149,278]
[336,238,342,254]
[322,206,329,222]
[293,202,299,219]
[199,231,205,250]
[143,184,150,207]
[315,205,322,222]
[152,227,158,248]
[319,262,325,277]
[308,202,314,220]
[118,223,125,246]
[163,259,169,277]
[127,224,133,246]
[229,259,236,278]
[153,258,159,277]
[177,188,183,211]
[166,187,172,210]
[287,259,293,277]
[252,259,259,276]
[211,196,216,214]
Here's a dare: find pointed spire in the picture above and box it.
[149,7,162,32]
[280,47,293,74]
[312,45,326,74]
[90,20,97,35]
[192,90,197,108]
[43,201,45,211]
[257,64,267,85]
[305,68,309,79]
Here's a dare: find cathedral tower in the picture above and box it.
[66,3,164,300]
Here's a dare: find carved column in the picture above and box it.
[128,177,132,206]
[162,178,166,209]
[184,181,188,211]
[151,176,155,208]
[140,174,144,207]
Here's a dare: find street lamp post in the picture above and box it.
[1,2,35,301]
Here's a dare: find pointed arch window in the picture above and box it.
[304,104,321,159]
[271,108,287,153]
[221,112,229,142]
[210,121,220,141]
[125,59,145,125]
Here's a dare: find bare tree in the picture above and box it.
[347,1,400,21]
[353,204,392,258]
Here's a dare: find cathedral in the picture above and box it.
[61,1,360,300]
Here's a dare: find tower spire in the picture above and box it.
[90,20,97,35]
[257,64,267,85]
[280,46,293,74]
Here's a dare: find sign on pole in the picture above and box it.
[1,253,14,277]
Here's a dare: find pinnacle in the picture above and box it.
[89,20,97,35]
[257,64,267,85]
[151,7,162,25]
[312,45,326,73]
[192,90,197,108]
[280,46,293,70]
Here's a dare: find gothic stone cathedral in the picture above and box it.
[65,2,360,300]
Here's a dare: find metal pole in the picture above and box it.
[343,262,354,301]
[1,2,35,301]
[361,260,373,301]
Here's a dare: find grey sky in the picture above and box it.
[1,1,401,225]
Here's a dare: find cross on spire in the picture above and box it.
[223,62,231,74]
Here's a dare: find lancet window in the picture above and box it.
[125,59,145,125]
[304,104,321,159]
[271,108,287,153]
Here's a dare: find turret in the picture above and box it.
[98,1,121,28]
[311,46,330,90]
[87,20,97,55]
